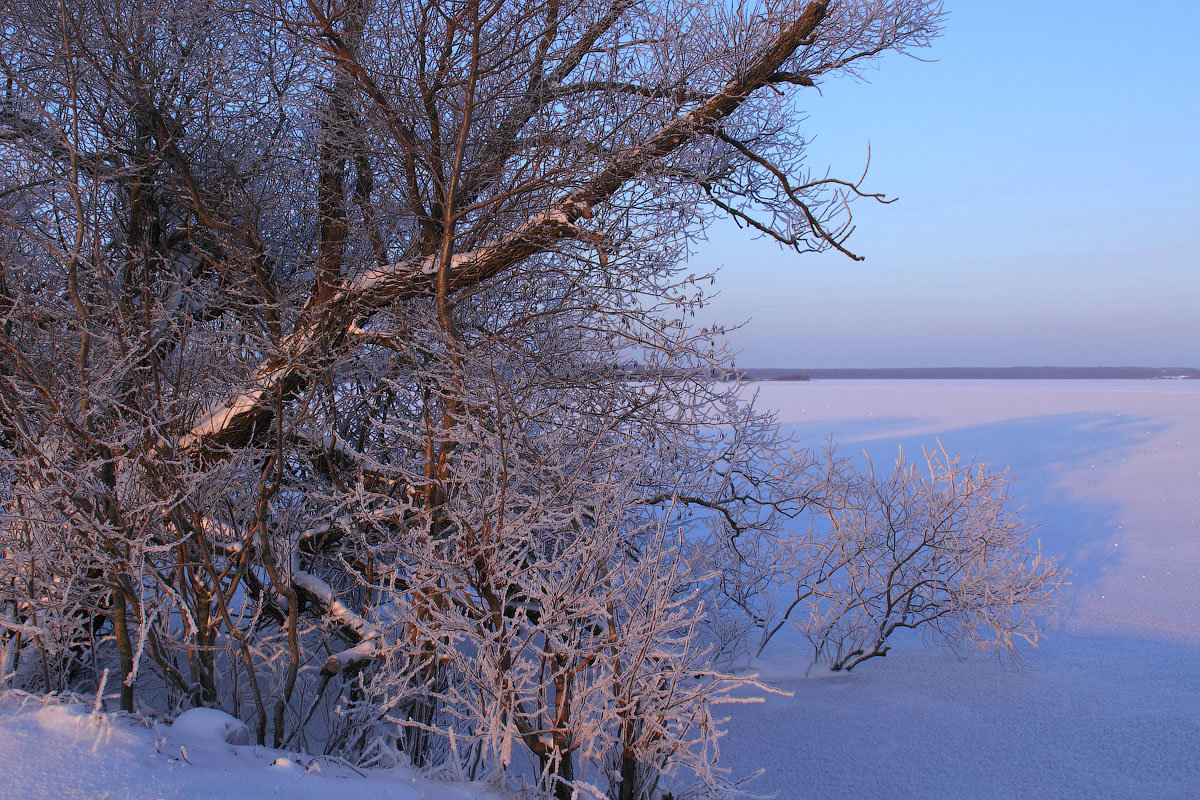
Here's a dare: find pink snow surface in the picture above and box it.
[721,380,1200,798]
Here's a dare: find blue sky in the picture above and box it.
[697,1,1200,368]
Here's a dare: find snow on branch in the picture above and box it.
[177,3,833,458]
[289,558,382,678]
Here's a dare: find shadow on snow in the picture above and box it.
[779,410,1170,618]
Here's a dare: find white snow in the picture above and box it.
[167,707,252,746]
[719,379,1200,797]
[0,693,511,800]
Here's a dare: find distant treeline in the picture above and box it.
[738,367,1200,381]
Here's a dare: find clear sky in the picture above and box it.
[697,1,1200,368]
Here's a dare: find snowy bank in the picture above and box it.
[0,694,511,800]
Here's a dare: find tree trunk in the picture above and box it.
[618,749,638,800]
[110,590,135,713]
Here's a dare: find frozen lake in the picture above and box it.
[722,380,1200,798]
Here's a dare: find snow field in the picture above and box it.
[721,380,1200,798]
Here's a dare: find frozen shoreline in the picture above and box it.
[4,380,1197,799]
[741,367,1200,380]
[719,379,1200,797]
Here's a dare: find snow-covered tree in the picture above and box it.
[0,0,1061,796]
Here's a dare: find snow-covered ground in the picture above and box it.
[720,380,1200,798]
[0,695,511,800]
[3,379,1197,799]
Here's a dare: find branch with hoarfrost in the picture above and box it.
[289,560,382,678]
[729,444,1066,671]
[179,2,834,457]
[199,513,382,674]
